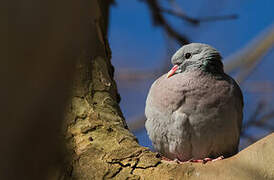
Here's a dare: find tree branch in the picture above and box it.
[224,24,274,73]
[5,0,274,179]
[143,0,190,45]
[160,7,238,25]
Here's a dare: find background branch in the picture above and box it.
[143,0,190,45]
[224,24,274,73]
[160,8,238,25]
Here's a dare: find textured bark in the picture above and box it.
[62,1,162,179]
[5,0,273,179]
[62,1,274,180]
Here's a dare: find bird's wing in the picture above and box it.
[232,78,244,136]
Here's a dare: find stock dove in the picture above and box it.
[145,43,243,162]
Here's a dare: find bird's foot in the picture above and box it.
[159,155,183,164]
[187,156,224,164]
[159,154,224,164]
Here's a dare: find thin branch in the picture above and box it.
[242,100,274,133]
[256,110,274,126]
[242,101,265,132]
[160,8,238,25]
[197,15,238,22]
[143,0,190,45]
[224,24,274,73]
[254,121,274,132]
[159,8,199,25]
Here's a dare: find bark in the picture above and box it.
[62,1,163,179]
[4,0,93,179]
[5,0,274,179]
[63,1,274,180]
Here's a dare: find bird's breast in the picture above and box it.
[147,71,232,115]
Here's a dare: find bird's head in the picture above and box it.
[167,43,224,78]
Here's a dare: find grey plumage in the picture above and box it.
[145,43,243,161]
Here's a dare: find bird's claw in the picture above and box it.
[160,154,224,164]
[160,155,183,164]
[188,156,224,164]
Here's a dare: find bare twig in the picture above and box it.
[256,110,274,128]
[160,8,238,25]
[242,101,266,132]
[242,100,274,133]
[240,101,274,146]
[255,121,274,132]
[143,0,190,45]
[195,15,238,22]
[224,24,274,73]
[159,8,199,25]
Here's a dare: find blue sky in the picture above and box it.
[109,0,274,148]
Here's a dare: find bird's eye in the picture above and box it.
[184,53,191,59]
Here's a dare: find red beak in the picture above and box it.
[167,65,179,78]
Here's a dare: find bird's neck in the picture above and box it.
[201,58,224,74]
[184,58,224,76]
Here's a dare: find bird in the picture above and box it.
[145,43,243,163]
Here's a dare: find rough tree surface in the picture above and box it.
[61,1,274,180]
[5,0,273,179]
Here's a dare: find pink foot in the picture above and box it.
[159,154,224,164]
[188,156,224,164]
[160,155,183,164]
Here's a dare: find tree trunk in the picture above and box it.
[62,0,149,178]
[4,0,96,179]
[62,1,274,180]
[5,0,274,179]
